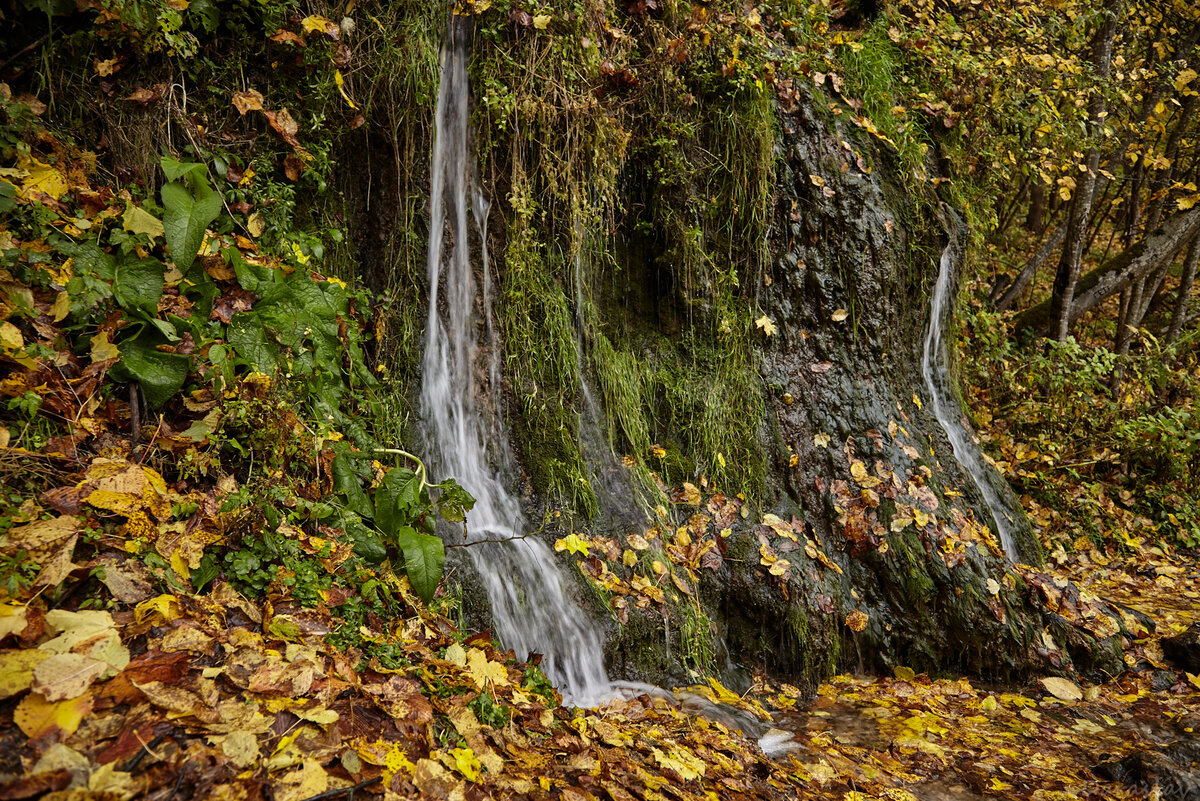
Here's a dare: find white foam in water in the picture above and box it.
[920,214,1018,560]
[419,17,611,707]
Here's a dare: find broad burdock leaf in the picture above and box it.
[160,160,222,272]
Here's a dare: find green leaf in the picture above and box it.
[0,181,16,214]
[434,479,475,523]
[394,524,444,603]
[230,248,272,293]
[113,256,164,319]
[161,178,222,272]
[160,156,207,184]
[113,335,190,408]
[340,513,387,565]
[332,453,373,518]
[190,553,219,592]
[226,312,278,370]
[375,468,423,537]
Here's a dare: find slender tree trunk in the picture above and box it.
[994,227,1067,311]
[1166,237,1200,346]
[1047,0,1121,341]
[1026,181,1046,234]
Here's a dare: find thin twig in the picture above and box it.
[298,777,382,801]
[0,32,51,76]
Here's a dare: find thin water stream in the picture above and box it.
[419,18,610,706]
[921,213,1018,560]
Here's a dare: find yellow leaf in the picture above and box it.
[19,157,68,200]
[813,433,830,448]
[134,594,182,625]
[445,643,467,667]
[622,549,637,567]
[448,747,482,782]
[0,650,51,699]
[334,70,358,110]
[276,758,328,801]
[300,15,336,35]
[123,203,164,239]
[89,332,120,362]
[1039,676,1082,701]
[893,665,915,680]
[755,315,777,336]
[652,746,705,780]
[0,322,21,351]
[681,482,701,505]
[845,610,869,632]
[466,648,509,690]
[912,393,922,410]
[1176,68,1198,92]
[14,691,92,738]
[247,211,265,238]
[706,677,742,705]
[554,533,590,556]
[50,291,70,322]
[831,308,849,322]
[532,14,551,29]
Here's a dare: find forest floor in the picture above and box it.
[1,444,1197,801]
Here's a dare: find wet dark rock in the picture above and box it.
[1094,738,1200,801]
[1162,623,1200,673]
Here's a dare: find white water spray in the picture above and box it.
[420,18,610,706]
[920,215,1019,560]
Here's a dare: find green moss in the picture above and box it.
[500,216,596,515]
[680,601,718,679]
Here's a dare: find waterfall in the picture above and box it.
[921,214,1019,560]
[420,17,611,706]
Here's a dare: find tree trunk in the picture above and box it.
[994,227,1066,311]
[1166,237,1200,346]
[1015,207,1200,333]
[1046,0,1121,342]
[1026,181,1046,234]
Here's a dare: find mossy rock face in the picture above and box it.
[367,9,1076,694]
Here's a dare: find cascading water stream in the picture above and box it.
[921,212,1019,560]
[419,18,610,707]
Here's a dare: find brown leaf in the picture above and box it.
[263,108,307,153]
[124,86,160,105]
[0,769,72,799]
[210,288,259,323]
[269,29,307,46]
[231,89,264,115]
[809,361,833,373]
[283,153,305,181]
[92,553,156,603]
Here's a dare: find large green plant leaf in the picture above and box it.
[113,256,164,318]
[374,467,422,538]
[226,312,277,370]
[393,524,444,603]
[338,512,387,566]
[161,175,222,272]
[113,335,190,408]
[332,452,373,518]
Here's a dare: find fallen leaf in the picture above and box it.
[14,691,92,738]
[1039,676,1082,701]
[231,89,264,115]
